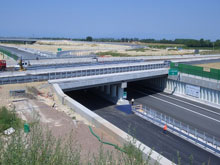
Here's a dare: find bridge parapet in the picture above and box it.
[0,62,168,85]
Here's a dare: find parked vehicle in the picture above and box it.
[0,60,6,71]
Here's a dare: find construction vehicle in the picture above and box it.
[19,58,26,71]
[0,60,6,71]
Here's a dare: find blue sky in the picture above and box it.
[0,0,220,40]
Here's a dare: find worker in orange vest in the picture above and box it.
[163,124,167,134]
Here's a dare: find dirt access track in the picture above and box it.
[0,82,121,159]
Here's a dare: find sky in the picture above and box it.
[0,0,220,40]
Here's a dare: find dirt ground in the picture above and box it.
[196,62,220,69]
[1,40,195,56]
[0,82,121,160]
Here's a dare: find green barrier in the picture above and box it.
[88,126,126,153]
[0,48,18,61]
[170,62,220,80]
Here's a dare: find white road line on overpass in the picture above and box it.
[132,89,220,123]
[140,87,220,117]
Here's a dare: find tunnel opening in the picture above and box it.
[64,75,168,111]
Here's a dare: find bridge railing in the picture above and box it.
[132,105,220,157]
[0,63,169,85]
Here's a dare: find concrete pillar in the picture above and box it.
[212,90,215,103]
[167,80,170,90]
[204,88,207,101]
[201,88,204,100]
[104,85,107,93]
[215,91,218,104]
[106,85,110,95]
[117,86,124,99]
[101,86,104,92]
[218,92,220,104]
[208,89,211,102]
[111,85,116,97]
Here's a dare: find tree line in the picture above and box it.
[2,36,219,48]
[92,38,220,48]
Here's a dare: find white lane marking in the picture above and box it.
[132,89,220,123]
[142,88,220,116]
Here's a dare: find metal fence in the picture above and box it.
[0,63,169,85]
[132,105,220,157]
[170,62,220,80]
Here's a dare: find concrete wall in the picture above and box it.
[52,83,173,165]
[51,68,168,91]
[142,76,220,106]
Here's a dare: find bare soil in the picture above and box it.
[0,82,121,160]
[1,40,196,56]
[196,63,220,69]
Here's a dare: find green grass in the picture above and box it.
[126,48,147,52]
[148,45,179,49]
[0,112,211,164]
[96,51,129,57]
[0,48,18,61]
[0,107,23,133]
[0,122,156,165]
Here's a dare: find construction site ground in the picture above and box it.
[0,82,121,160]
[1,40,196,56]
[196,62,220,69]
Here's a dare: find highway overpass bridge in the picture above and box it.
[0,61,168,85]
[0,38,37,44]
[1,59,220,163]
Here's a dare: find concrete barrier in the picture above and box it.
[52,83,174,165]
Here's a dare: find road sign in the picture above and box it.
[168,69,178,75]
[123,91,127,99]
[186,84,200,98]
[57,48,62,52]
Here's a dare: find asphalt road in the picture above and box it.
[127,83,220,138]
[0,45,39,60]
[66,89,220,165]
[24,59,144,70]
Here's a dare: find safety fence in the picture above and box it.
[0,48,18,61]
[170,62,220,80]
[132,105,220,157]
[0,62,169,85]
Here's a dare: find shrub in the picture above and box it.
[0,107,23,132]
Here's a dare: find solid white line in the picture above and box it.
[133,89,220,123]
[142,88,220,116]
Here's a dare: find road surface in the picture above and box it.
[66,89,220,165]
[127,83,220,138]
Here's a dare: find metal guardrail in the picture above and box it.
[132,105,220,157]
[0,63,169,85]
